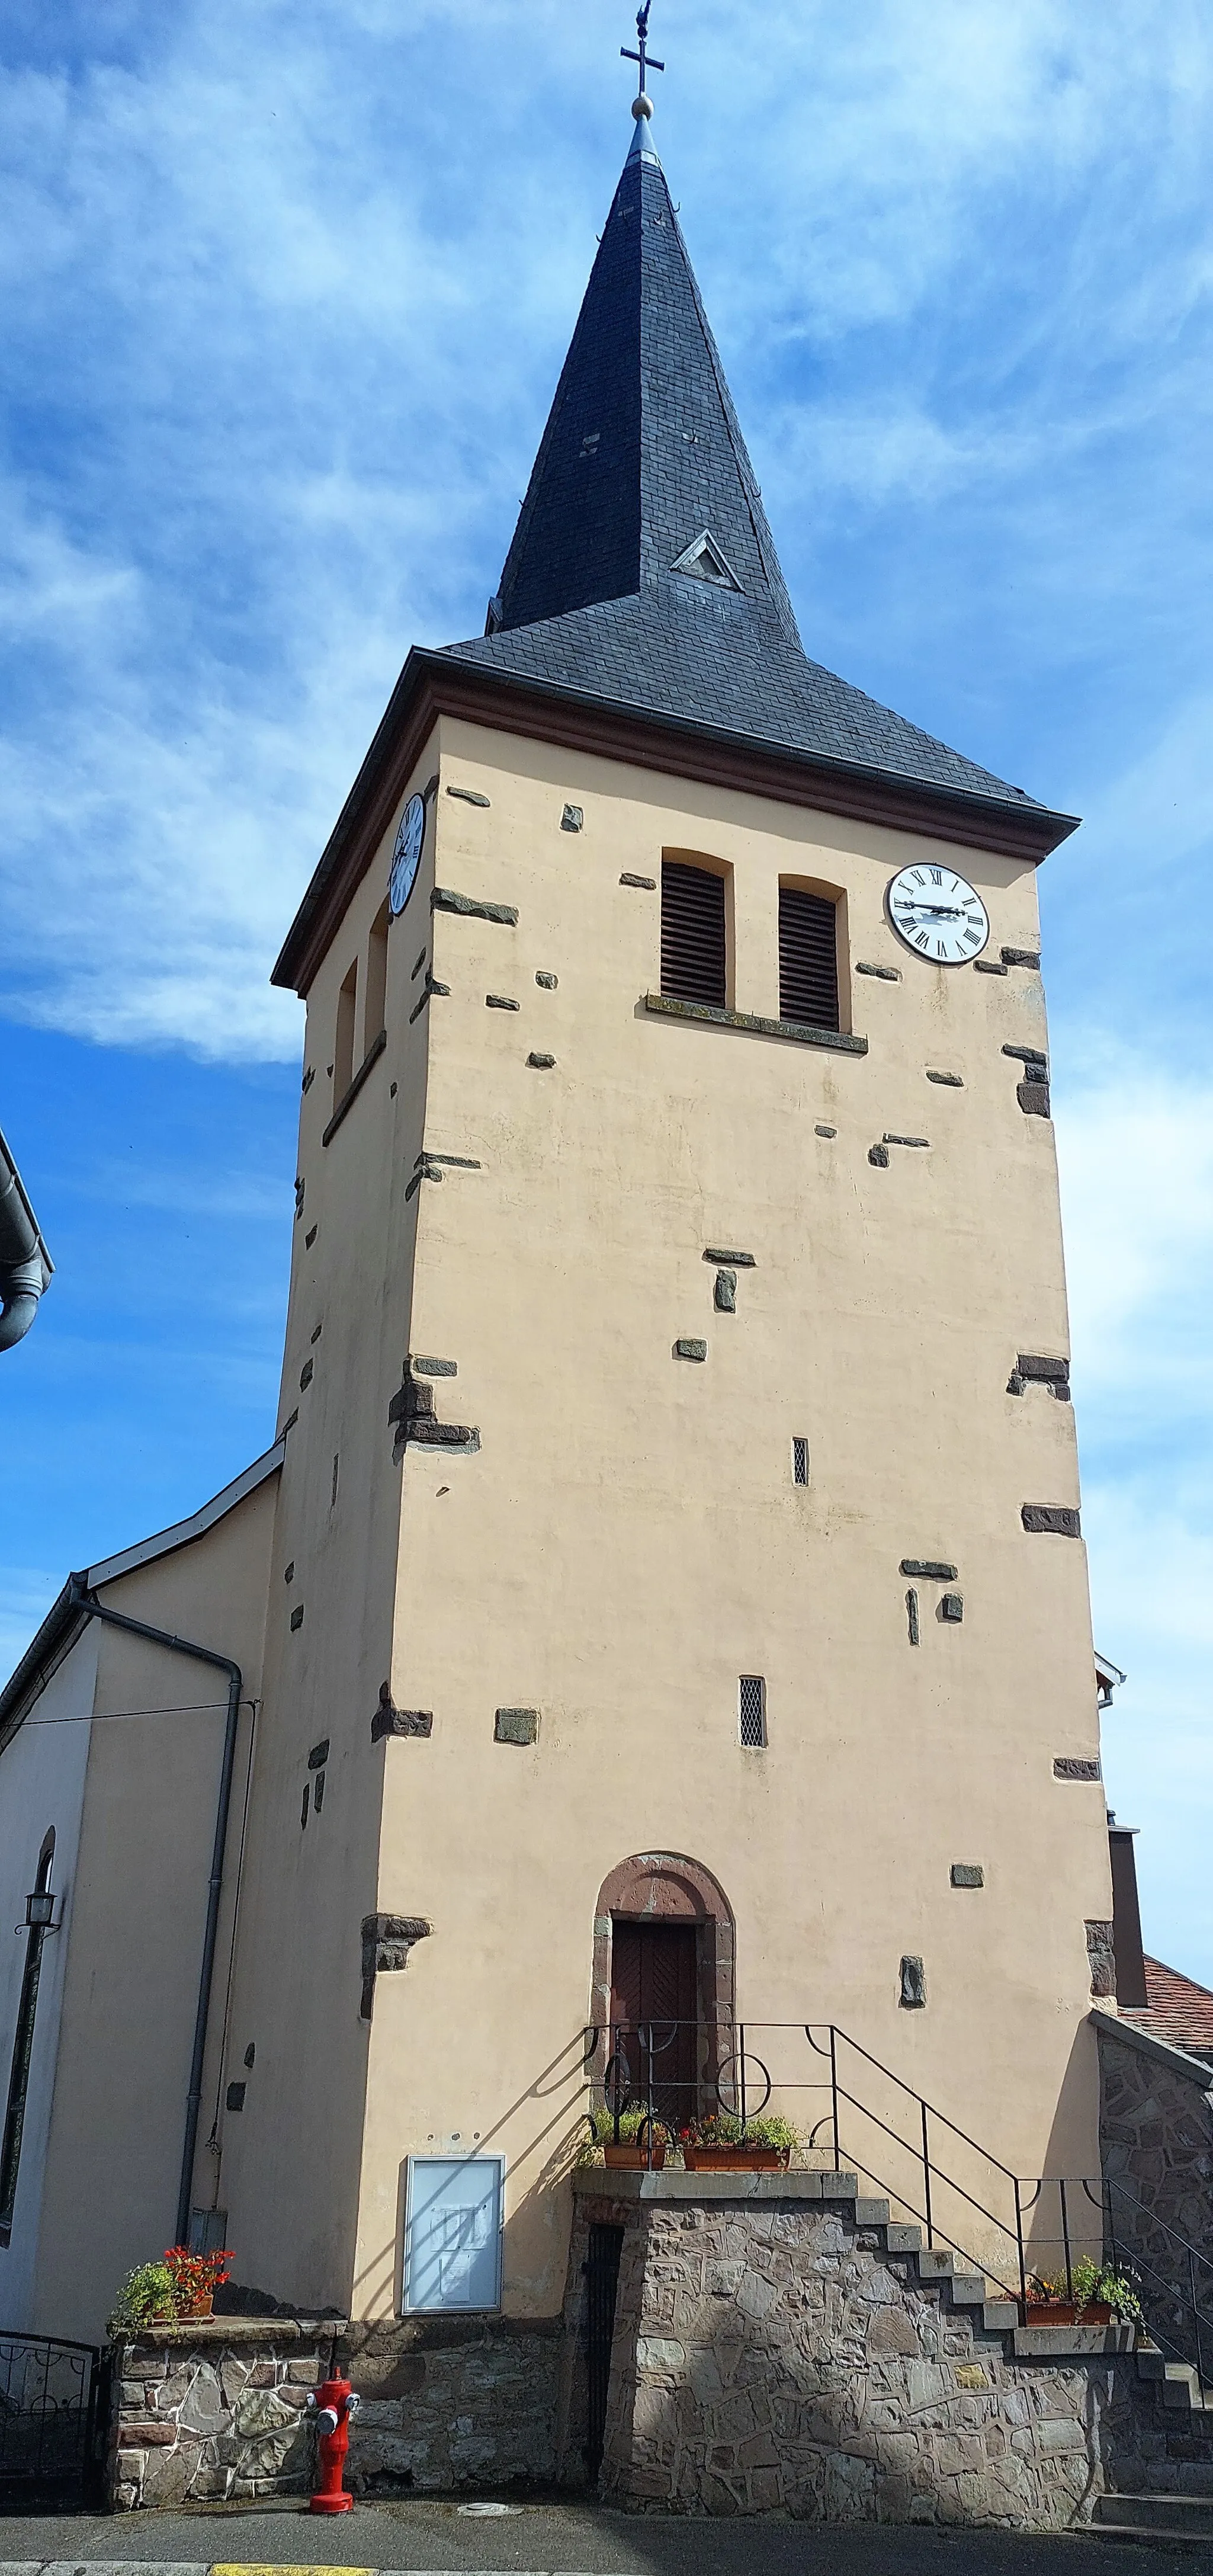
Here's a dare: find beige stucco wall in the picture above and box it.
[195,707,1107,2321]
[242,713,1105,2318]
[29,1475,277,2343]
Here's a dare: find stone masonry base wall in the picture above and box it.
[110,2321,339,2508]
[342,2317,563,2495]
[581,2183,1213,2526]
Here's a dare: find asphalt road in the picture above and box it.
[0,2501,1206,2573]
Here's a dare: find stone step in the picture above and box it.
[983,2300,1021,2332]
[916,2248,958,2280]
[854,2197,891,2226]
[884,2222,922,2254]
[948,2275,989,2306]
[1094,2494,1213,2537]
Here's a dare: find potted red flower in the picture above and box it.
[163,2244,234,2319]
[680,2112,797,2171]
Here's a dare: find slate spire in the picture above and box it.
[487,102,800,647]
[439,108,1072,836]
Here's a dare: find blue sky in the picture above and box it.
[1,1,1211,1973]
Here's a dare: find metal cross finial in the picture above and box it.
[622,2,664,95]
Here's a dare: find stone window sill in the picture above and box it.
[644,992,867,1056]
[323,1027,387,1147]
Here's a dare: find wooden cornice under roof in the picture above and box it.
[272,649,1080,999]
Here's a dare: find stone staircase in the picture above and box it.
[846,2180,1213,2537]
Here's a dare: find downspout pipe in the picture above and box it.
[66,1578,243,2246]
[0,1124,53,1351]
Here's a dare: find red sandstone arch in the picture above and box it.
[589,1851,736,2045]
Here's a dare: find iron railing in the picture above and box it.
[0,2331,105,2505]
[583,2016,1213,2378]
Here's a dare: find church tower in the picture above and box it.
[219,86,1109,2332]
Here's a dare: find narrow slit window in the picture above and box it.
[333,959,357,1107]
[739,1675,766,1748]
[779,886,839,1031]
[662,861,726,1010]
[792,1436,810,1486]
[364,899,390,1053]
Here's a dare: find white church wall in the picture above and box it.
[0,1623,98,2332]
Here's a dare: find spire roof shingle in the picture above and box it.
[442,107,1065,826]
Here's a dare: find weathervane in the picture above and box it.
[621,2,664,99]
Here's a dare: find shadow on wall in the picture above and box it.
[351,2027,591,2321]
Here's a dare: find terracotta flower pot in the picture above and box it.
[602,2144,666,2170]
[182,2292,214,2319]
[1025,2300,1077,2325]
[682,2145,790,2171]
[1078,2302,1113,2324]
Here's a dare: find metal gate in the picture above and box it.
[0,2333,105,2505]
[583,2222,624,2484]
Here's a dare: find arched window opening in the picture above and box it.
[0,1829,55,2247]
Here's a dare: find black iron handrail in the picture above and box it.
[584,2016,1213,2377]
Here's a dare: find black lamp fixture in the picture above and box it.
[20,1889,56,1933]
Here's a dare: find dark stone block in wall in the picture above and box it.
[307,1739,330,1770]
[974,959,1008,974]
[361,1914,432,2018]
[411,1355,457,1377]
[535,972,559,988]
[1018,1079,1051,1116]
[899,1956,926,2009]
[1086,1918,1116,1998]
[1022,1504,1081,1537]
[815,1124,837,1138]
[855,961,901,981]
[1002,948,1041,969]
[561,805,583,832]
[714,1270,736,1312]
[371,1686,434,1744]
[1002,1045,1048,1068]
[926,1070,964,1087]
[1054,1757,1102,1782]
[939,1592,964,1623]
[445,786,490,808]
[299,1359,313,1389]
[1006,1372,1026,1395]
[405,1420,481,1451]
[675,1337,707,1361]
[900,1559,958,1581]
[868,1144,889,1167]
[884,1134,930,1149]
[290,1606,304,1632]
[905,1588,919,1647]
[486,994,519,1010]
[703,1247,756,1266]
[950,1864,984,1888]
[226,2081,246,2112]
[495,1707,539,1745]
[305,1225,317,1247]
[433,886,518,924]
[1017,1352,1070,1385]
[528,1052,557,1069]
[620,872,657,889]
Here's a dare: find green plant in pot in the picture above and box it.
[681,2110,800,2170]
[580,2106,671,2168]
[107,2261,179,2335]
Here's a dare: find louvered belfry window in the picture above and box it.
[779,885,839,1031]
[662,861,727,1010]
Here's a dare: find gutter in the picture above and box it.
[65,1579,243,2246]
[0,1123,53,1351]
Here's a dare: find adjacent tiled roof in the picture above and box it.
[1121,1957,1213,2064]
[450,110,1060,822]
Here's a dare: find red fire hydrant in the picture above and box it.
[307,2371,361,2513]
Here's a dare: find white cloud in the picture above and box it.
[1,0,1210,1055]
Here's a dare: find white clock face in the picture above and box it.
[887,864,990,965]
[389,794,426,917]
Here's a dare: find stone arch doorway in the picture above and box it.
[590,1854,735,2130]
